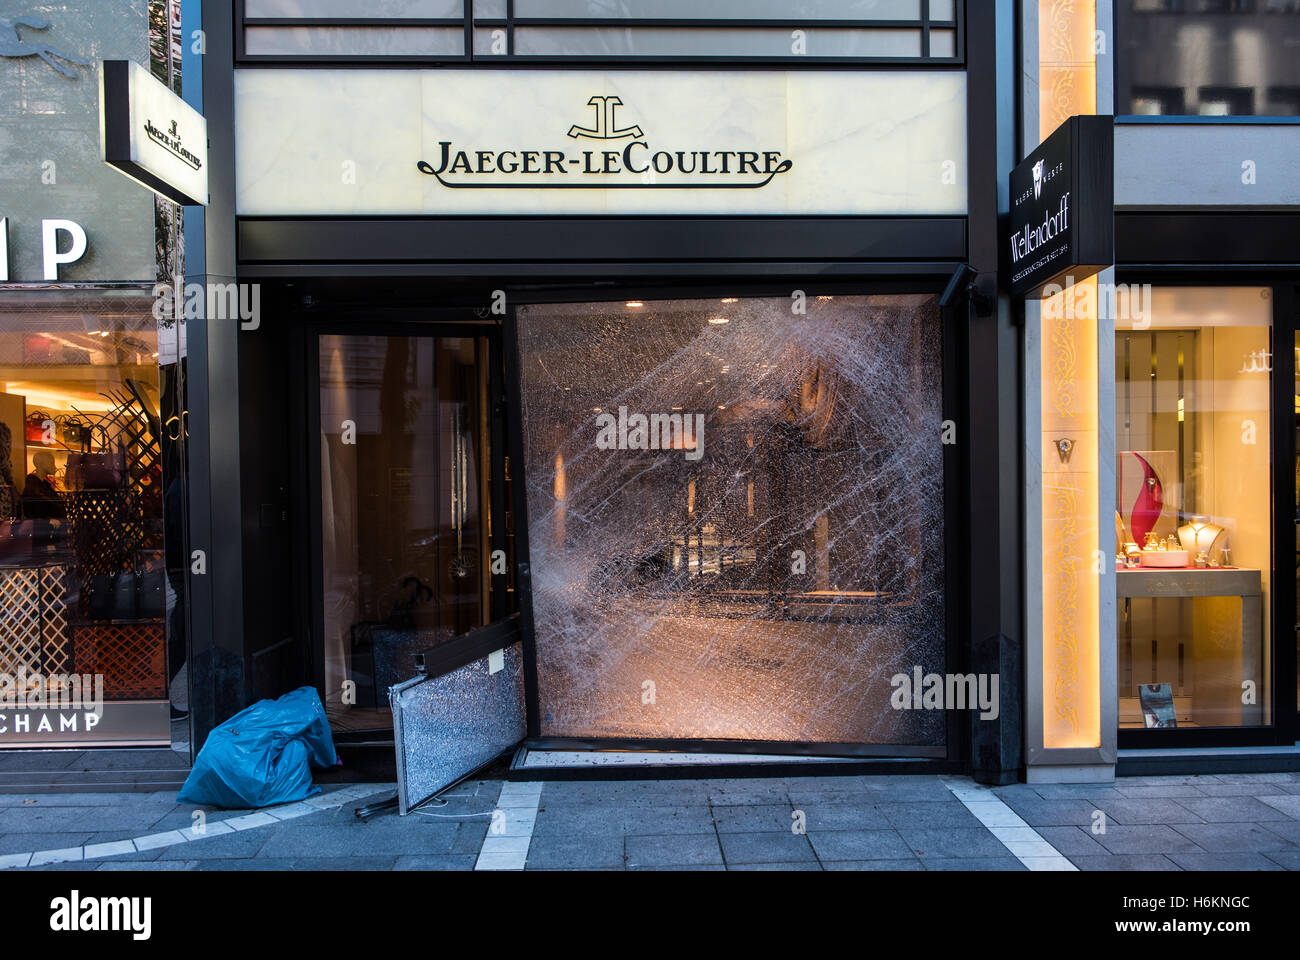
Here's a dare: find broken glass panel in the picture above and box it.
[515,294,947,747]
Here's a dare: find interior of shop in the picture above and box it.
[1114,285,1274,730]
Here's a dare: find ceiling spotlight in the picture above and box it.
[708,317,729,325]
[626,301,644,307]
[721,298,738,304]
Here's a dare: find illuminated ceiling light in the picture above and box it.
[721,298,738,304]
[717,404,726,410]
[592,407,602,413]
[99,330,110,336]
[625,301,644,307]
[816,295,834,301]
[708,317,729,325]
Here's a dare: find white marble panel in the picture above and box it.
[235,69,967,216]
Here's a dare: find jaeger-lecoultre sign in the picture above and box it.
[101,59,209,207]
[418,94,793,190]
[235,70,968,217]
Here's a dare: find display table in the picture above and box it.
[1116,567,1263,727]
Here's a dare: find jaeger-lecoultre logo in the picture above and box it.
[567,95,643,140]
[417,94,793,190]
[143,116,202,171]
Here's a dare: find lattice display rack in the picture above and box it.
[71,622,167,700]
[0,563,71,675]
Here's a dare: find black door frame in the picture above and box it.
[503,279,960,760]
[297,311,507,741]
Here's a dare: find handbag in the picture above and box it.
[57,415,89,448]
[135,568,165,617]
[24,411,52,445]
[86,571,143,620]
[65,425,125,490]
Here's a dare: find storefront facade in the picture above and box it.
[4,1,1297,790]
[207,0,1026,787]
[0,1,191,750]
[1021,1,1300,782]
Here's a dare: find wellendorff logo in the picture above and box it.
[417,94,793,190]
[50,890,151,940]
[144,117,202,170]
[1010,192,1070,265]
[1014,158,1063,209]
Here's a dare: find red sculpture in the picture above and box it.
[1129,452,1163,546]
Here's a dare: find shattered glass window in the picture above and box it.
[516,294,947,747]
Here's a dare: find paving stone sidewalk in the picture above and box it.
[0,771,1297,871]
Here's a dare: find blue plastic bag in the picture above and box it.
[177,686,339,809]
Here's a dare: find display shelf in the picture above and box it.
[1116,567,1260,599]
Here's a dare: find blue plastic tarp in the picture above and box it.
[177,686,339,809]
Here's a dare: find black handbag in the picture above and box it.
[87,572,131,619]
[86,570,152,620]
[135,569,165,617]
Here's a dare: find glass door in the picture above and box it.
[313,326,503,736]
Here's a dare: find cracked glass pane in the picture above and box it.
[516,294,947,746]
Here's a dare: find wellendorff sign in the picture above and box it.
[1008,115,1113,298]
[1010,192,1071,286]
[418,94,792,190]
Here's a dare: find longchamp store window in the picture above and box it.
[1115,286,1275,734]
[0,291,181,747]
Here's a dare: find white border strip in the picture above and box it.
[0,783,394,870]
[942,777,1076,871]
[475,780,541,871]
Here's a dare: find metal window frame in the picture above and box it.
[1109,269,1300,750]
[235,0,965,67]
[278,273,967,761]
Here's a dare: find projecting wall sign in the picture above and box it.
[101,59,209,207]
[235,69,968,216]
[1008,115,1114,299]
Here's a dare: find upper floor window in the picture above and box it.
[239,0,963,64]
[1117,1,1300,117]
